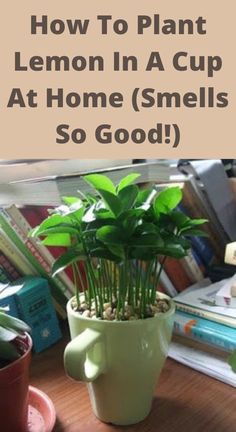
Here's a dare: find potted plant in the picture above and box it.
[0,308,31,432]
[31,173,207,425]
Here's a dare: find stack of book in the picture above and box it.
[170,278,236,387]
[0,205,75,319]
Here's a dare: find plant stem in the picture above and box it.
[75,263,87,303]
[151,257,167,303]
[150,258,158,304]
[116,263,124,320]
[104,260,113,304]
[140,261,152,318]
[128,260,134,307]
[72,263,80,308]
[121,262,126,318]
[113,262,117,301]
[97,261,104,308]
[85,260,99,316]
[83,262,91,308]
[135,260,142,307]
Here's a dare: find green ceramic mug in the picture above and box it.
[64,293,175,426]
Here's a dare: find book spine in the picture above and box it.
[0,211,67,311]
[0,229,66,318]
[158,266,178,297]
[191,249,206,275]
[172,334,229,359]
[174,311,236,352]
[0,251,22,281]
[175,302,236,329]
[1,208,69,297]
[190,236,215,267]
[163,257,192,292]
[5,206,74,297]
[181,183,224,259]
[180,250,204,283]
[21,206,74,282]
[0,267,10,283]
[0,229,37,275]
[178,203,216,266]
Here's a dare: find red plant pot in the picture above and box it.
[0,334,32,432]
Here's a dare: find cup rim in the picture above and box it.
[67,292,175,326]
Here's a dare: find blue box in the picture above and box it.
[12,277,62,353]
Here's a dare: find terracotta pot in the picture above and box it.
[64,293,175,426]
[0,334,32,432]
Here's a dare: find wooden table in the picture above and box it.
[30,330,236,432]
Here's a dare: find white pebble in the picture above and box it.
[82,310,90,318]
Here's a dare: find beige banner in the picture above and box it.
[0,1,235,158]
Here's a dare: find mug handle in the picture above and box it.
[64,328,106,382]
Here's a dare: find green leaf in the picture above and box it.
[98,189,122,217]
[55,201,85,222]
[84,174,116,195]
[41,233,72,247]
[183,218,208,227]
[66,201,84,217]
[173,236,192,250]
[83,203,98,223]
[180,228,208,237]
[85,218,116,231]
[62,197,82,205]
[0,342,20,361]
[71,207,85,222]
[30,214,72,237]
[48,205,70,216]
[89,247,120,262]
[154,187,183,216]
[96,226,125,244]
[118,208,144,221]
[228,350,236,373]
[52,248,86,276]
[0,312,30,334]
[96,210,115,220]
[36,226,79,237]
[136,187,156,207]
[83,193,98,205]
[122,219,139,236]
[118,209,144,235]
[130,234,164,248]
[107,244,125,260]
[156,244,187,258]
[131,247,157,261]
[135,223,158,236]
[0,326,18,342]
[118,184,139,212]
[117,173,140,192]
[170,211,190,229]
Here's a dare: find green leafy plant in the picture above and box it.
[0,308,30,367]
[31,173,207,320]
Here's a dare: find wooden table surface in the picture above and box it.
[30,329,236,432]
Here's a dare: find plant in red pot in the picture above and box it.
[0,307,31,432]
